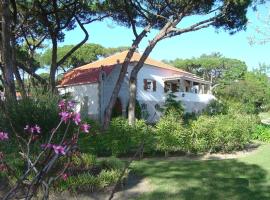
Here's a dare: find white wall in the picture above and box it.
[135,64,215,122]
[59,83,100,119]
[136,64,179,102]
[100,65,130,122]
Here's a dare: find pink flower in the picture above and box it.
[24,124,41,134]
[34,125,41,133]
[61,173,68,181]
[80,123,90,133]
[30,127,35,134]
[73,113,81,125]
[52,145,66,155]
[24,125,29,131]
[0,132,8,141]
[58,100,66,110]
[41,143,53,149]
[67,100,75,110]
[59,111,71,123]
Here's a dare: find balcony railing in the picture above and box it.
[173,92,215,103]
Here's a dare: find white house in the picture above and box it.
[58,51,215,123]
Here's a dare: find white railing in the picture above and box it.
[174,92,215,103]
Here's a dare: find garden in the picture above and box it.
[1,0,270,199]
[1,82,270,199]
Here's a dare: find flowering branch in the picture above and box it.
[1,99,91,200]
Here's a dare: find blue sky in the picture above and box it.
[62,3,270,71]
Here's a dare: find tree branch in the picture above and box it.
[17,63,47,85]
[56,15,89,67]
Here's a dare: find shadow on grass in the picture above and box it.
[131,159,270,200]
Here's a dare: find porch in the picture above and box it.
[163,75,211,94]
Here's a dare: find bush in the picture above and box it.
[162,92,184,116]
[0,93,64,155]
[56,156,126,192]
[190,113,257,153]
[203,99,228,116]
[0,93,60,133]
[155,110,189,156]
[99,156,125,170]
[252,124,270,142]
[83,117,154,156]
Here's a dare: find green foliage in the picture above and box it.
[252,124,270,142]
[56,156,126,192]
[0,92,60,136]
[99,156,125,170]
[155,110,188,155]
[124,100,142,119]
[38,43,129,69]
[168,53,247,84]
[72,154,97,169]
[216,71,270,114]
[190,113,257,153]
[83,118,154,156]
[203,99,228,116]
[162,92,184,116]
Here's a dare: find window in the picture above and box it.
[155,104,161,110]
[141,103,147,110]
[164,82,179,93]
[144,79,156,91]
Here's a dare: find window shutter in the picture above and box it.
[153,80,156,91]
[172,83,177,92]
[143,79,147,90]
[164,82,168,93]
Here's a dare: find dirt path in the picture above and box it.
[142,143,264,162]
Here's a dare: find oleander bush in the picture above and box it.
[190,113,257,153]
[155,109,189,156]
[81,117,155,157]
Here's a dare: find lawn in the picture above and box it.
[131,144,270,200]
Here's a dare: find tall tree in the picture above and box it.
[102,0,261,127]
[126,0,261,125]
[168,53,247,85]
[16,0,109,91]
[38,43,129,71]
[0,0,16,99]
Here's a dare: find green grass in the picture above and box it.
[131,144,270,200]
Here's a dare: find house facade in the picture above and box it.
[58,51,215,123]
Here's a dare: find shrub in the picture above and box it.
[190,113,257,153]
[155,110,188,156]
[0,92,60,136]
[56,157,126,192]
[84,117,154,156]
[203,99,228,116]
[99,156,125,170]
[161,92,184,116]
[72,154,97,168]
[252,124,270,142]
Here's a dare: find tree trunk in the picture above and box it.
[49,37,58,92]
[102,27,150,129]
[128,42,158,125]
[1,0,16,100]
[11,32,27,98]
[128,76,137,125]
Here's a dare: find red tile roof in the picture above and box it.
[59,50,195,87]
